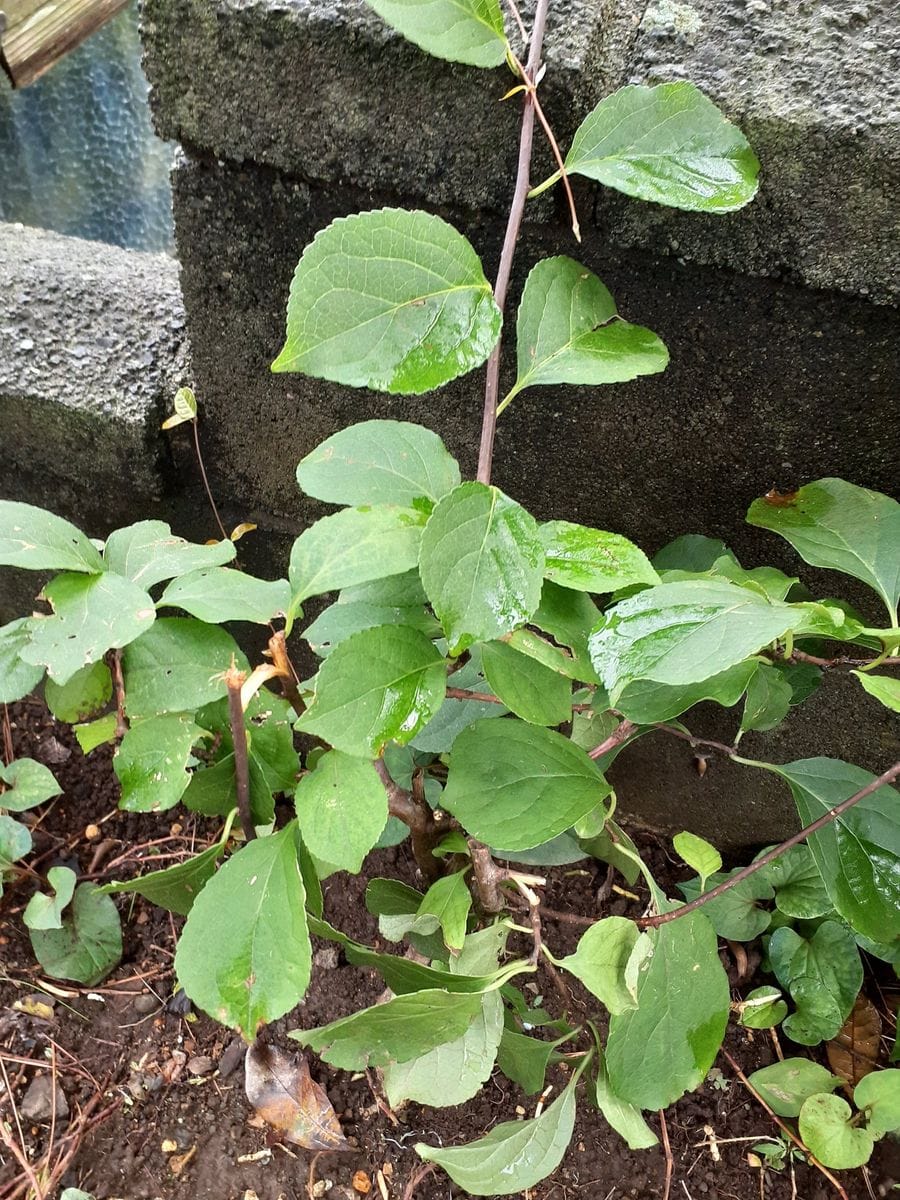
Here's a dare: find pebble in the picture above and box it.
[20,1076,68,1122]
[133,993,159,1014]
[187,1055,214,1076]
[314,946,340,970]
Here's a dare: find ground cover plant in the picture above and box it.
[1,0,898,1195]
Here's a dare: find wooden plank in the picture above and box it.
[0,0,129,87]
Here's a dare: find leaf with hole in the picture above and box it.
[294,751,388,874]
[122,618,249,719]
[29,883,121,985]
[103,520,235,589]
[0,501,103,573]
[560,81,759,212]
[114,713,204,813]
[273,209,501,392]
[363,0,508,67]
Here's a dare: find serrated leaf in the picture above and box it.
[158,568,291,625]
[606,912,729,1109]
[122,618,249,719]
[0,758,62,812]
[506,257,667,407]
[673,832,721,888]
[297,420,460,507]
[443,719,610,850]
[769,921,863,1045]
[245,1041,349,1150]
[739,661,793,738]
[273,209,501,392]
[853,671,900,714]
[0,619,44,703]
[296,625,446,756]
[175,823,311,1038]
[594,1047,659,1149]
[103,520,235,589]
[304,598,439,657]
[747,1058,841,1117]
[24,865,77,930]
[364,0,508,67]
[562,81,759,212]
[21,573,155,685]
[74,713,118,755]
[383,991,503,1107]
[45,661,112,723]
[532,580,602,683]
[588,580,798,699]
[290,505,426,607]
[616,659,757,724]
[738,986,788,1030]
[101,840,225,916]
[679,869,773,941]
[557,917,639,1015]
[292,989,482,1069]
[855,1069,900,1137]
[294,751,387,874]
[0,814,31,864]
[539,519,659,598]
[415,1074,577,1195]
[747,478,900,622]
[799,1094,874,1168]
[768,758,900,943]
[481,639,572,726]
[114,713,204,812]
[29,883,121,985]
[417,870,472,951]
[419,483,544,655]
[0,501,103,573]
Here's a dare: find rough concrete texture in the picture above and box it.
[142,0,900,301]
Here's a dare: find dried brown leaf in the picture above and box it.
[826,993,882,1089]
[245,1040,349,1151]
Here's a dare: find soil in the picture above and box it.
[1,697,896,1200]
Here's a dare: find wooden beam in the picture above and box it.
[0,0,129,88]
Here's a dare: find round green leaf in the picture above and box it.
[0,814,32,864]
[738,986,788,1030]
[442,719,610,850]
[29,883,122,986]
[363,0,508,67]
[294,751,388,874]
[419,483,544,655]
[855,1069,900,1137]
[296,624,447,756]
[480,639,572,726]
[748,1058,841,1117]
[0,758,62,812]
[563,82,759,212]
[272,208,501,394]
[45,661,112,723]
[799,1094,874,1169]
[24,865,77,930]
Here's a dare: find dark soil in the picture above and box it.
[1,698,895,1200]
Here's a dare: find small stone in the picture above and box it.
[133,993,159,1014]
[311,1183,328,1198]
[314,946,340,970]
[20,1076,68,1122]
[84,824,101,841]
[352,1171,371,1195]
[169,822,183,836]
[187,1055,214,1076]
[242,1191,259,1200]
[161,1139,178,1153]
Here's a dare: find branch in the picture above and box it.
[780,647,900,670]
[654,722,737,759]
[224,665,256,841]
[374,759,440,882]
[588,719,636,760]
[638,759,900,929]
[111,648,128,741]
[469,839,505,913]
[476,0,551,485]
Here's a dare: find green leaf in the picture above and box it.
[366,878,440,946]
[539,518,659,596]
[113,713,204,813]
[290,505,425,607]
[769,921,863,1045]
[606,912,729,1109]
[158,568,291,625]
[616,660,758,725]
[855,1069,900,1137]
[738,986,788,1030]
[738,661,793,738]
[103,520,235,589]
[411,651,507,751]
[122,618,248,719]
[293,989,482,1069]
[589,580,798,699]
[294,751,388,874]
[561,82,759,212]
[493,830,588,867]
[557,917,639,1015]
[679,869,773,941]
[594,1048,659,1149]
[0,619,44,703]
[578,820,641,886]
[0,813,31,864]
[23,865,77,930]
[160,385,198,429]
[363,0,508,67]
[532,580,602,683]
[799,1094,874,1169]
[273,208,501,392]
[747,478,900,622]
[0,501,103,573]
[0,758,61,812]
[505,628,586,681]
[45,661,112,723]
[417,870,472,951]
[304,598,438,657]
[296,625,446,756]
[175,823,311,1038]
[101,840,225,916]
[297,420,460,507]
[183,753,275,827]
[747,1058,841,1117]
[497,1029,568,1096]
[383,991,503,1107]
[653,535,735,573]
[415,1074,577,1195]
[504,257,667,410]
[419,483,544,655]
[768,758,900,943]
[74,713,118,755]
[198,691,298,797]
[761,845,832,920]
[443,719,610,850]
[29,883,121,985]
[673,832,721,889]
[853,671,900,715]
[22,573,156,685]
[481,639,571,726]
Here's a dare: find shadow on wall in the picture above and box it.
[0,0,174,252]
